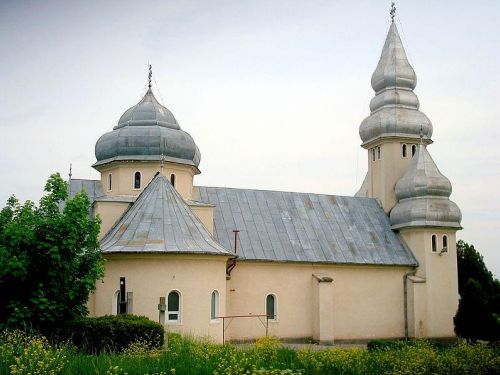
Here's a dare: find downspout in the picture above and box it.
[403,268,417,339]
[226,229,239,276]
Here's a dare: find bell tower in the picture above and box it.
[356,18,433,213]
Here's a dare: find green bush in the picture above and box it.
[65,315,164,354]
[367,339,412,351]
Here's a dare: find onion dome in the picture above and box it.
[94,77,200,169]
[359,22,433,146]
[390,144,461,229]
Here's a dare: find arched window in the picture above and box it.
[412,145,417,157]
[108,173,112,191]
[442,235,448,252]
[167,291,181,323]
[431,235,437,252]
[372,149,376,162]
[210,290,219,320]
[377,146,381,159]
[170,173,176,187]
[402,144,407,157]
[134,171,141,189]
[266,294,277,321]
[112,290,120,315]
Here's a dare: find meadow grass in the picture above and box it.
[1,331,499,374]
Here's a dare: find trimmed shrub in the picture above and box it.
[65,315,164,353]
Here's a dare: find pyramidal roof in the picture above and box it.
[359,22,433,146]
[100,174,232,255]
[390,144,462,230]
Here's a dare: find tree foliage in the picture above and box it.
[0,173,104,333]
[454,240,500,342]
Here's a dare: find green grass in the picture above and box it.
[1,331,499,374]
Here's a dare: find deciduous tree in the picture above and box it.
[0,173,104,333]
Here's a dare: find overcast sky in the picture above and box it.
[1,0,499,276]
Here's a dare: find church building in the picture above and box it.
[72,14,462,343]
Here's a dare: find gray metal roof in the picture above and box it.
[94,88,201,169]
[68,179,103,200]
[116,88,179,130]
[359,22,433,146]
[65,179,103,217]
[100,175,232,255]
[195,186,417,266]
[390,144,462,230]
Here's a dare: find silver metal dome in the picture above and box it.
[94,88,200,168]
[359,23,433,146]
[390,144,461,229]
[116,88,179,130]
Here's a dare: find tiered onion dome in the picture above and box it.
[359,22,433,146]
[390,143,461,229]
[94,86,200,169]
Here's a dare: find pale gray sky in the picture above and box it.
[1,0,499,275]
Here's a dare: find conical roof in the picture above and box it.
[359,23,433,145]
[100,174,232,255]
[390,144,461,229]
[94,86,200,169]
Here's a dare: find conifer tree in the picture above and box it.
[454,240,500,342]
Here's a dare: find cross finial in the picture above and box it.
[160,152,165,173]
[69,163,73,180]
[390,2,396,23]
[148,64,153,88]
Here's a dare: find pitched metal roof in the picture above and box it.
[195,186,417,266]
[100,175,232,256]
[65,179,103,217]
[68,179,103,200]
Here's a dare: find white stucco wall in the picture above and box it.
[91,253,228,342]
[226,261,413,342]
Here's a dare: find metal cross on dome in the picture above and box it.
[390,2,396,22]
[148,64,153,88]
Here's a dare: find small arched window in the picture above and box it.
[402,144,407,158]
[412,145,417,157]
[431,235,437,252]
[377,146,381,160]
[134,171,141,189]
[167,291,181,323]
[266,294,277,321]
[442,235,448,252]
[372,149,376,162]
[170,174,176,187]
[210,290,219,320]
[108,173,112,191]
